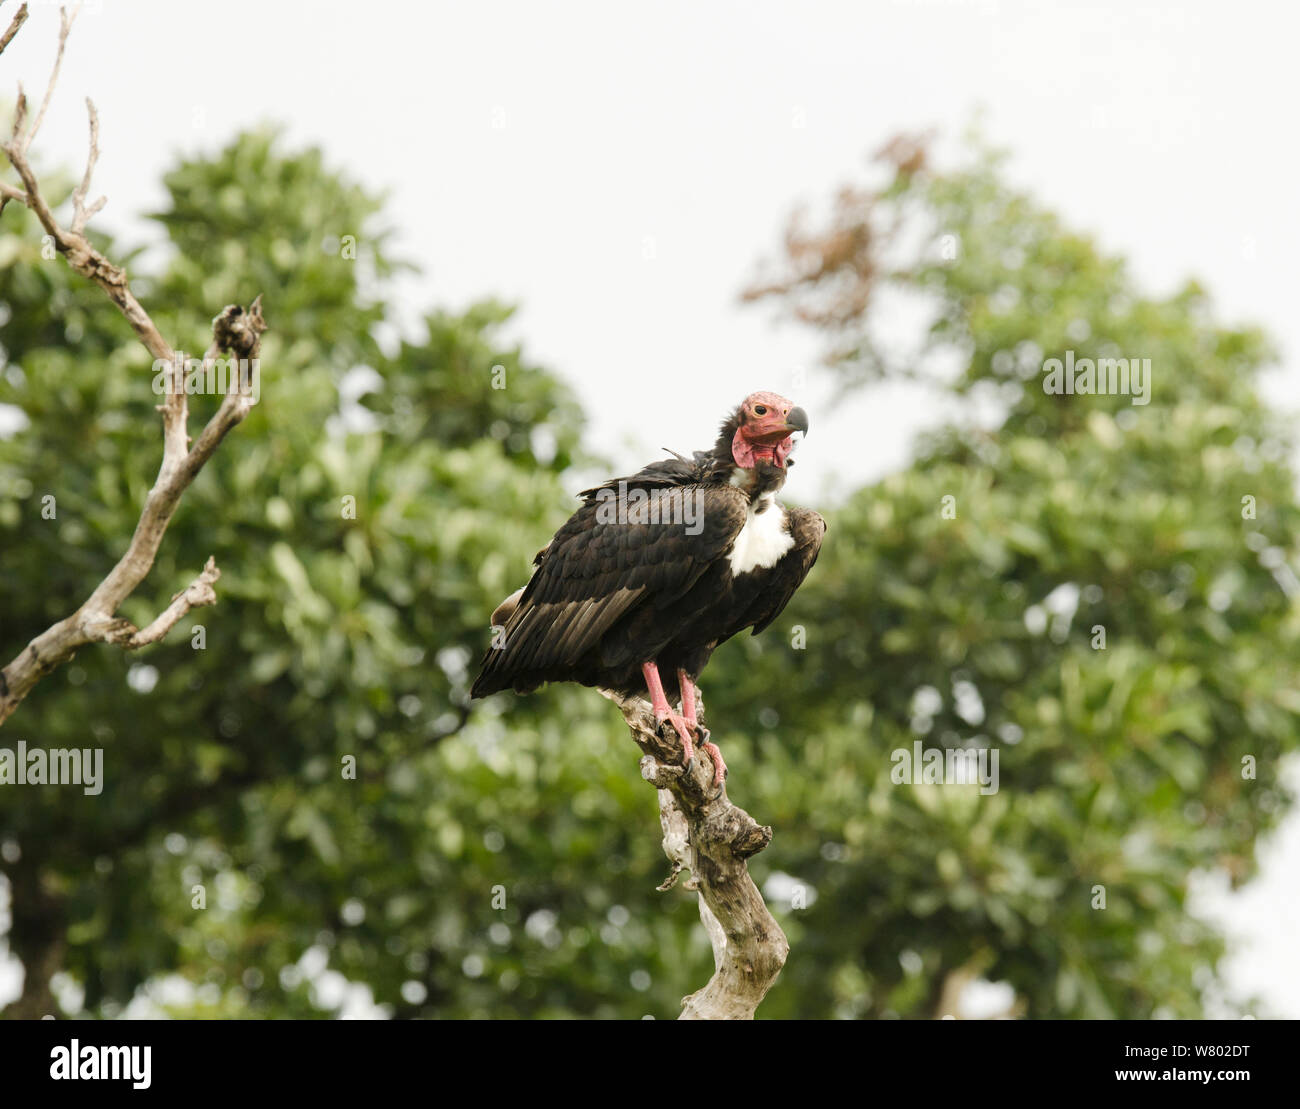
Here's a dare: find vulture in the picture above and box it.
[470,391,826,788]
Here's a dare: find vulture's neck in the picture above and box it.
[710,408,788,500]
[711,409,743,462]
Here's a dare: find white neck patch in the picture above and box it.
[728,494,794,575]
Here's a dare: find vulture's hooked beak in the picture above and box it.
[783,407,810,437]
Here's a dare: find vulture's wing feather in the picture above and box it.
[578,450,709,495]
[472,483,748,694]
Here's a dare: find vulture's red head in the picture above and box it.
[730,391,809,469]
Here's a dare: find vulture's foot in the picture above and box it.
[697,727,728,794]
[654,711,696,772]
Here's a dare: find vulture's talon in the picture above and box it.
[700,739,728,791]
[654,711,696,768]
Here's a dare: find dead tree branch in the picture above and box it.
[600,689,790,1020]
[0,8,267,725]
[0,4,29,59]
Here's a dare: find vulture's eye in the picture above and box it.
[753,404,767,416]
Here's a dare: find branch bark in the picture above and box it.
[0,4,29,59]
[600,690,790,1020]
[0,9,267,725]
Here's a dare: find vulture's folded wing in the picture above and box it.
[746,508,827,635]
[471,483,748,695]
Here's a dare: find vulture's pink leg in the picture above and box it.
[678,669,726,788]
[642,661,694,767]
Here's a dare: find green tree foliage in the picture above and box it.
[0,131,637,1017]
[729,135,1300,1017]
[1,131,1295,1019]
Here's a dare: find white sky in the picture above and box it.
[2,0,1297,1016]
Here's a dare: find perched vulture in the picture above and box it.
[471,391,826,787]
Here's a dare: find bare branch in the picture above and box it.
[184,297,267,471]
[2,136,174,360]
[0,3,29,58]
[2,13,172,360]
[9,82,26,143]
[82,302,267,623]
[0,297,266,725]
[16,2,77,155]
[600,689,789,1019]
[70,97,105,232]
[94,557,221,649]
[0,10,268,728]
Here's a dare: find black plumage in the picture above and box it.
[471,393,825,707]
